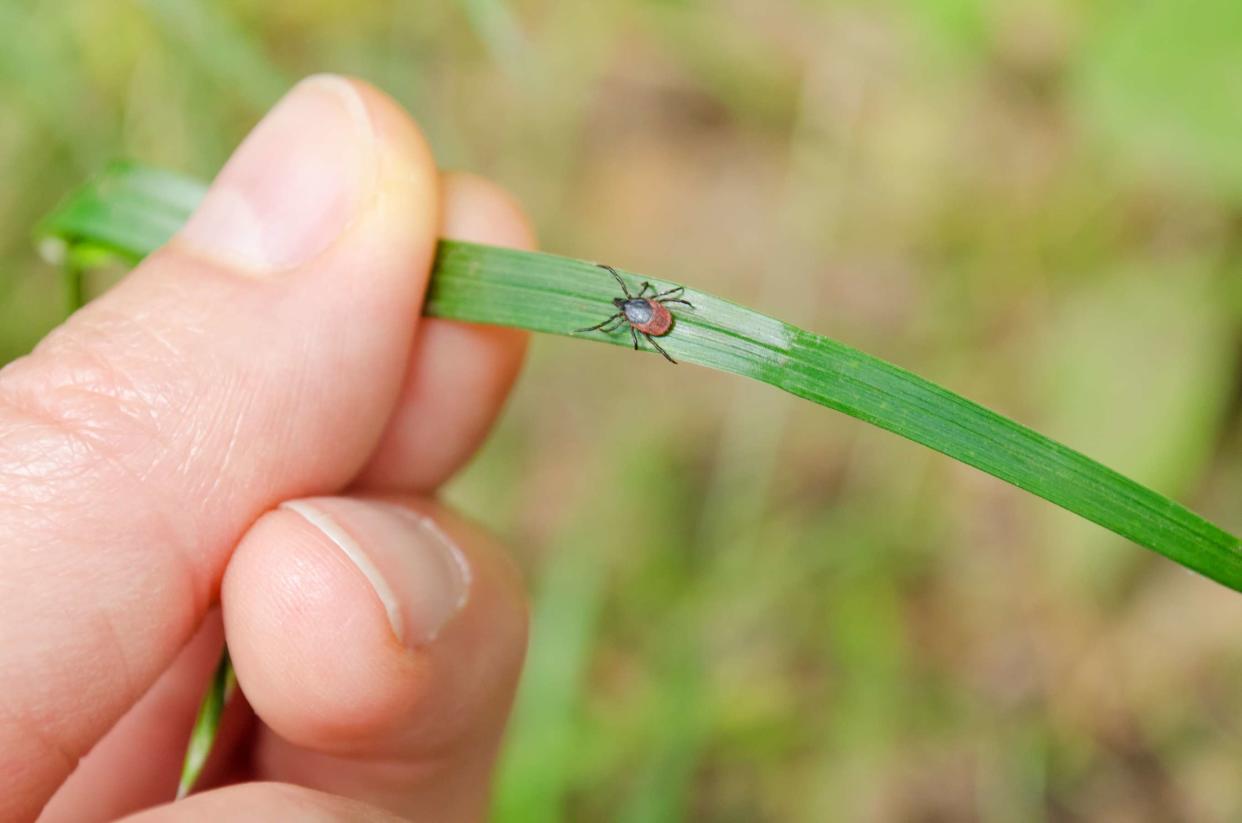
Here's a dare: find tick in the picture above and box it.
[575,264,695,364]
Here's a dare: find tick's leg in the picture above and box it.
[597,316,627,334]
[575,313,622,333]
[637,281,654,297]
[630,326,640,350]
[659,298,695,309]
[654,285,684,299]
[646,334,677,364]
[598,264,632,299]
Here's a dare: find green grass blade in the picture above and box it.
[177,648,236,799]
[36,160,205,269]
[35,164,1242,591]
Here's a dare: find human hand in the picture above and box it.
[2,75,532,822]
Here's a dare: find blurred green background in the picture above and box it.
[5,0,1242,820]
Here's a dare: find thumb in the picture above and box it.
[0,75,438,821]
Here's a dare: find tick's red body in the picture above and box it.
[628,299,673,336]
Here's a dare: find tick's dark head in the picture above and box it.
[612,297,627,309]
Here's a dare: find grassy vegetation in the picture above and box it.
[6,1,1242,820]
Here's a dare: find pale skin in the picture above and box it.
[1,76,534,822]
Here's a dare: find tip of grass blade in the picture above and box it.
[176,649,236,800]
[37,235,67,266]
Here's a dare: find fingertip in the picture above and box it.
[221,496,527,760]
[341,77,443,231]
[222,508,425,751]
[168,74,440,278]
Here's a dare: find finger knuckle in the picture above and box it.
[0,317,207,585]
[0,317,194,498]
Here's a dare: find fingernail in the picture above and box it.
[282,498,471,647]
[177,75,375,274]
